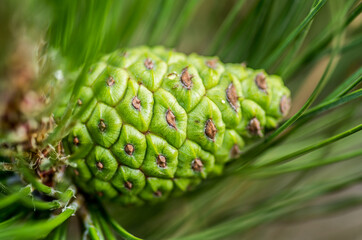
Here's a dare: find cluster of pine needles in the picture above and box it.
[0,0,361,239]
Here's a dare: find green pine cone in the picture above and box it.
[63,46,291,206]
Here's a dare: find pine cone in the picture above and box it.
[62,46,291,205]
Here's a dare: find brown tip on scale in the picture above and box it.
[192,158,203,172]
[255,73,267,91]
[205,119,217,140]
[73,136,80,146]
[77,99,82,105]
[180,67,193,89]
[124,181,133,190]
[144,58,154,70]
[132,96,141,110]
[226,83,238,111]
[97,192,103,197]
[166,109,177,129]
[98,119,106,132]
[124,144,134,156]
[157,155,167,168]
[107,76,115,86]
[154,190,162,197]
[231,144,241,158]
[280,95,291,116]
[206,59,218,69]
[247,117,263,137]
[96,162,104,170]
